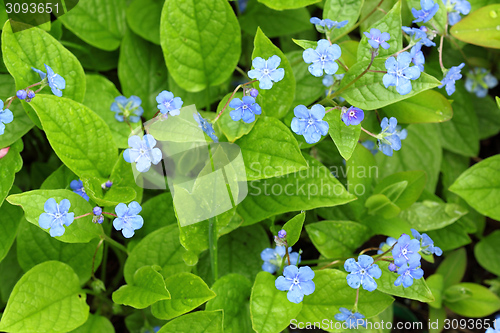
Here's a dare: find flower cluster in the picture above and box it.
[443,0,471,25]
[465,67,499,98]
[402,26,436,47]
[260,246,300,274]
[111,96,144,123]
[377,117,407,156]
[310,17,348,33]
[411,0,439,23]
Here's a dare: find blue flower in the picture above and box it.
[248,55,285,90]
[439,63,465,96]
[123,134,163,173]
[93,206,103,216]
[156,90,183,116]
[412,0,439,23]
[70,180,89,201]
[392,233,421,267]
[278,229,286,239]
[383,52,421,95]
[377,117,407,156]
[334,308,366,329]
[361,140,379,155]
[486,317,500,333]
[443,0,471,25]
[341,106,364,126]
[238,0,248,13]
[110,96,144,123]
[410,42,425,72]
[310,17,348,31]
[291,104,329,144]
[275,265,315,304]
[344,255,382,292]
[193,112,218,143]
[465,67,498,98]
[411,229,443,256]
[0,100,13,136]
[16,90,27,100]
[303,39,342,77]
[322,75,334,87]
[378,236,397,254]
[260,246,300,274]
[32,64,66,97]
[394,261,424,288]
[38,198,75,237]
[249,88,259,98]
[363,28,391,49]
[26,91,35,102]
[113,201,143,238]
[402,26,436,47]
[229,96,261,123]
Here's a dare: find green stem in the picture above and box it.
[353,288,360,312]
[102,234,129,255]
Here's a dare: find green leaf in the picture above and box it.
[238,156,356,225]
[346,142,376,202]
[250,271,303,333]
[168,76,229,111]
[282,212,305,247]
[30,95,118,179]
[376,261,435,302]
[444,283,500,317]
[206,274,253,333]
[126,0,161,44]
[426,220,471,252]
[324,0,364,42]
[216,92,256,142]
[374,171,427,210]
[59,0,126,51]
[306,220,370,258]
[382,90,453,123]
[426,274,444,309]
[118,31,168,119]
[7,190,102,243]
[157,311,223,333]
[81,176,136,207]
[475,230,500,277]
[16,220,103,285]
[160,0,241,92]
[365,193,401,218]
[292,39,317,50]
[358,1,401,62]
[474,94,500,140]
[429,307,446,333]
[109,151,144,204]
[399,200,468,231]
[296,269,394,325]
[338,59,441,110]
[450,4,500,49]
[124,225,190,284]
[132,193,177,241]
[0,193,23,262]
[436,248,467,289]
[82,74,131,149]
[359,0,398,32]
[0,261,89,332]
[0,247,24,304]
[0,140,23,207]
[286,50,325,107]
[361,215,411,239]
[251,28,296,118]
[449,155,500,220]
[236,116,308,180]
[324,110,361,160]
[257,0,321,10]
[151,272,215,320]
[113,266,171,309]
[68,314,115,333]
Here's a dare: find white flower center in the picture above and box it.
[402,248,408,255]
[308,119,315,125]
[293,277,300,285]
[349,111,356,117]
[242,105,248,109]
[164,101,171,109]
[263,69,270,75]
[320,55,326,61]
[360,269,366,274]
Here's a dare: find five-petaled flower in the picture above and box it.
[383,52,422,95]
[465,67,498,98]
[363,29,391,49]
[260,246,300,274]
[229,96,262,123]
[344,254,382,292]
[111,96,144,123]
[377,117,407,156]
[412,0,439,23]
[38,198,75,237]
[113,201,144,238]
[392,233,421,267]
[275,265,315,304]
[0,100,13,136]
[248,55,285,90]
[291,104,329,144]
[123,134,163,173]
[412,229,443,256]
[193,112,218,143]
[439,63,465,96]
[70,179,89,201]
[394,261,424,288]
[402,26,436,47]
[443,0,471,25]
[334,308,366,329]
[303,39,341,77]
[32,64,66,97]
[341,106,364,126]
[156,90,183,116]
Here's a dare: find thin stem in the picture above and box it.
[361,126,378,138]
[325,106,341,113]
[353,288,360,312]
[102,234,129,255]
[285,245,291,266]
[102,212,117,218]
[74,212,93,220]
[26,81,42,90]
[91,239,104,280]
[319,259,341,270]
[389,43,413,58]
[359,247,381,255]
[367,70,387,73]
[5,96,16,109]
[439,13,448,71]
[373,243,396,263]
[213,80,257,122]
[235,66,249,79]
[336,59,349,72]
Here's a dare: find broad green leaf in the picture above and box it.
[475,230,500,277]
[292,39,317,50]
[361,215,411,239]
[160,0,241,92]
[359,0,397,32]
[82,74,130,149]
[216,92,256,142]
[151,272,215,320]
[0,140,23,207]
[338,40,360,72]
[251,28,296,118]
[113,266,171,309]
[376,123,442,192]
[296,269,394,327]
[16,220,103,285]
[449,155,500,220]
[382,90,453,123]
[365,193,401,218]
[238,156,356,225]
[7,190,102,243]
[250,271,303,333]
[126,0,162,44]
[124,310,165,333]
[474,94,500,140]
[426,274,444,308]
[118,31,168,119]
[0,247,23,304]
[325,110,361,160]
[376,261,434,302]
[282,212,305,247]
[346,143,376,202]
[109,151,144,204]
[0,191,23,262]
[338,59,441,110]
[399,201,468,231]
[429,307,446,333]
[450,4,500,49]
[168,75,229,111]
[157,311,223,333]
[358,1,401,61]
[426,220,471,252]
[124,225,190,284]
[286,50,325,107]
[436,248,467,289]
[236,116,308,180]
[257,0,320,10]
[132,193,177,241]
[59,0,126,51]
[324,0,364,42]
[373,171,426,210]
[81,176,136,207]
[69,314,115,333]
[444,283,500,317]
[0,261,89,332]
[206,274,252,333]
[30,95,118,179]
[306,221,370,258]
